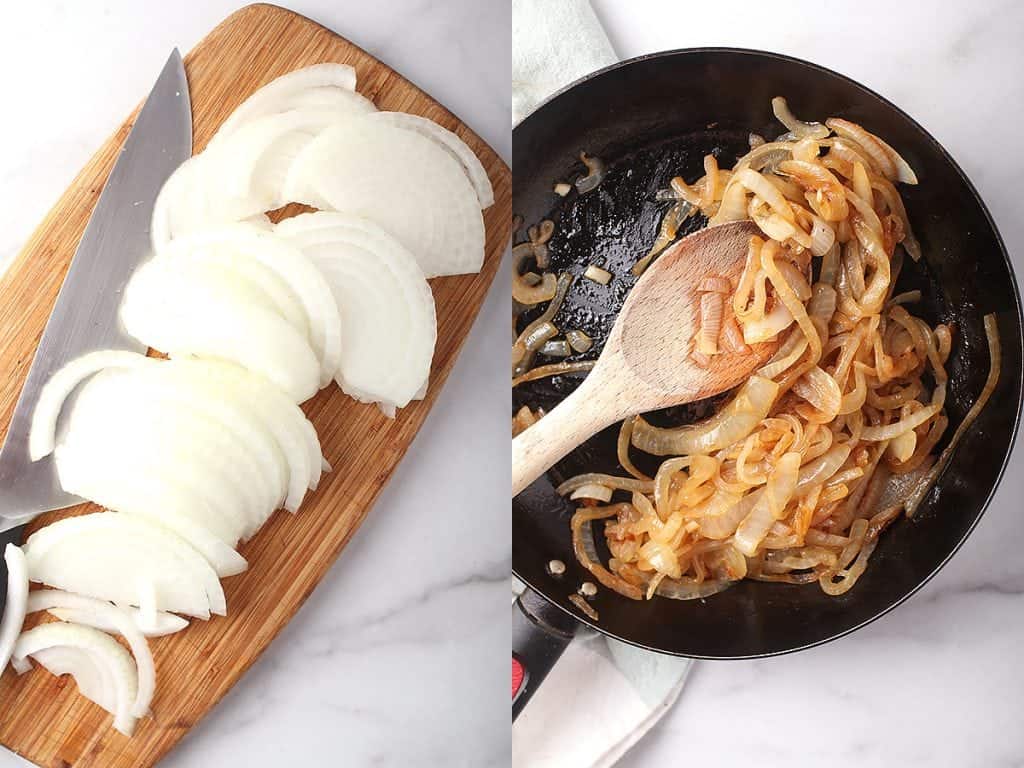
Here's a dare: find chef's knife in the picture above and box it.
[0,49,192,538]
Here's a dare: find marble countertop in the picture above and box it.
[0,2,508,766]
[583,1,1024,766]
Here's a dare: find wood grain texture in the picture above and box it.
[0,5,509,767]
[512,221,776,495]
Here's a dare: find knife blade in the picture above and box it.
[0,49,192,534]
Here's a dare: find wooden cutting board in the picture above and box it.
[0,4,509,767]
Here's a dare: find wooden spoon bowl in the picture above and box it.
[512,220,778,495]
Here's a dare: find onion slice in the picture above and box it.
[212,63,361,140]
[14,622,138,735]
[283,117,485,277]
[48,607,188,638]
[0,544,29,675]
[361,112,493,208]
[120,256,321,402]
[278,213,437,411]
[734,452,802,556]
[31,646,116,713]
[25,512,225,619]
[27,590,155,718]
[158,224,343,388]
[632,376,779,456]
[29,350,154,461]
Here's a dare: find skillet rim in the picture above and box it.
[512,46,1024,659]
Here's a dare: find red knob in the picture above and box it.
[512,656,525,698]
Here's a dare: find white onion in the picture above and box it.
[278,213,437,412]
[208,108,376,220]
[120,256,321,402]
[41,356,311,545]
[151,155,204,251]
[362,112,493,208]
[771,97,829,139]
[861,387,945,441]
[29,349,154,462]
[56,370,257,550]
[162,358,323,503]
[698,276,732,294]
[694,490,748,539]
[212,63,361,140]
[888,429,917,462]
[116,364,288,521]
[0,544,29,675]
[24,512,224,619]
[48,607,188,638]
[809,217,836,257]
[27,590,155,718]
[158,224,342,387]
[283,117,485,277]
[14,622,138,735]
[31,646,115,713]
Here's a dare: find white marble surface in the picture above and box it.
[579,1,1024,767]
[0,2,509,767]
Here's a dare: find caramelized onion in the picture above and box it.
[518,96,979,600]
[631,376,779,456]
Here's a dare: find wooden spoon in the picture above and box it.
[513,220,780,496]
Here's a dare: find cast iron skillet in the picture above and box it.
[512,48,1024,717]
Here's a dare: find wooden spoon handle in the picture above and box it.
[512,372,628,496]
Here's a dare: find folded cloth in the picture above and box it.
[513,600,694,768]
[512,0,617,124]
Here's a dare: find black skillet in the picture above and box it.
[511,48,1024,718]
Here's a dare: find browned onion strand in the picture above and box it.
[515,99,1001,601]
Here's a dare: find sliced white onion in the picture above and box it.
[24,512,224,619]
[0,544,29,675]
[278,213,437,411]
[48,606,188,638]
[173,236,309,335]
[37,353,306,515]
[31,646,115,713]
[56,371,256,549]
[27,590,154,718]
[115,366,285,527]
[212,64,362,141]
[697,292,724,355]
[14,622,138,735]
[283,117,485,277]
[160,225,342,387]
[151,155,204,251]
[809,217,836,257]
[120,256,320,402]
[29,350,154,462]
[200,108,377,226]
[362,112,493,208]
[159,358,322,509]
